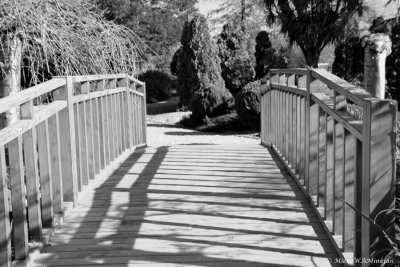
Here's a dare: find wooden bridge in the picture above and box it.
[0,69,397,267]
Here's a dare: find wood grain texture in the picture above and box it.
[0,146,11,267]
[34,145,338,267]
[9,136,29,260]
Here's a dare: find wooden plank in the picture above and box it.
[120,92,126,151]
[299,97,306,184]
[53,77,78,203]
[9,136,29,260]
[343,130,355,252]
[292,94,297,171]
[0,146,11,267]
[85,99,95,181]
[296,95,301,173]
[270,68,308,76]
[333,123,344,240]
[79,101,89,187]
[73,73,127,83]
[325,116,335,222]
[48,113,63,214]
[103,95,110,166]
[125,80,133,149]
[23,126,42,240]
[304,70,311,194]
[0,78,66,114]
[73,88,127,104]
[97,80,107,169]
[73,104,83,192]
[92,97,101,175]
[37,120,54,227]
[108,94,115,160]
[115,93,122,155]
[318,111,327,212]
[142,93,147,144]
[309,102,319,200]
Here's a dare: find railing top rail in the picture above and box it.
[268,68,396,107]
[55,73,144,86]
[0,78,66,114]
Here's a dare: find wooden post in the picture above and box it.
[304,70,311,194]
[142,82,147,145]
[0,146,11,267]
[53,77,78,203]
[9,136,28,261]
[361,99,397,263]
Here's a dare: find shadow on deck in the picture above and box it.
[33,144,340,267]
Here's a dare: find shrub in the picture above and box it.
[174,14,233,118]
[332,36,364,84]
[254,31,287,79]
[138,70,172,103]
[217,23,254,96]
[235,80,261,130]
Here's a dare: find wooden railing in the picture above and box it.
[261,68,397,266]
[0,74,147,266]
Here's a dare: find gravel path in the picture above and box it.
[146,111,260,147]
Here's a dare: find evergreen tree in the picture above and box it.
[175,14,233,119]
[217,23,254,96]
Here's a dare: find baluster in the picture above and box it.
[74,104,83,191]
[21,100,42,239]
[97,80,107,168]
[0,146,11,267]
[9,136,28,261]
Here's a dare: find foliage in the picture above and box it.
[175,14,233,119]
[386,23,400,104]
[263,0,363,67]
[235,80,261,130]
[96,0,196,73]
[0,0,146,87]
[254,31,287,79]
[138,70,172,103]
[332,37,364,84]
[217,23,254,96]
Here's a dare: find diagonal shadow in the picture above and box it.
[37,144,341,267]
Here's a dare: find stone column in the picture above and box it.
[362,33,392,99]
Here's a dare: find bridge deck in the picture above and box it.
[33,144,339,267]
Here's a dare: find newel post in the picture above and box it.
[360,98,397,264]
[53,76,78,203]
[362,33,392,99]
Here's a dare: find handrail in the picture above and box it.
[0,73,147,266]
[261,68,397,266]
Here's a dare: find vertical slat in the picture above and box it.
[108,93,115,160]
[318,111,327,213]
[37,120,54,227]
[282,91,287,159]
[117,93,123,154]
[114,93,120,156]
[92,97,101,175]
[325,116,335,223]
[53,77,78,203]
[48,113,63,214]
[304,71,311,194]
[21,100,42,240]
[296,95,301,174]
[286,92,291,164]
[142,83,147,144]
[79,101,89,186]
[125,79,133,149]
[74,104,82,191]
[97,80,107,169]
[278,90,283,152]
[292,94,297,171]
[309,102,319,202]
[85,99,95,181]
[9,136,29,260]
[120,92,126,150]
[23,127,42,240]
[0,146,11,267]
[334,123,345,240]
[344,131,356,252]
[299,97,306,184]
[104,94,111,165]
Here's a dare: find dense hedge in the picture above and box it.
[217,23,254,96]
[138,70,172,103]
[173,14,233,119]
[387,23,400,104]
[235,80,261,130]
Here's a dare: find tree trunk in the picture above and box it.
[305,51,320,68]
[0,33,23,129]
[241,0,245,32]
